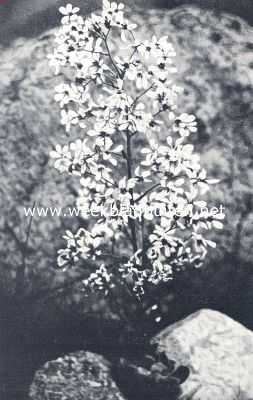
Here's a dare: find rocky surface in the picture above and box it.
[0,6,253,300]
[0,0,100,45]
[169,0,253,25]
[1,1,253,46]
[0,0,164,46]
[29,351,125,400]
[131,6,253,265]
[152,309,253,400]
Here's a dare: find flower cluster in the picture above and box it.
[49,1,224,297]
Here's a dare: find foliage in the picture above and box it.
[49,1,224,298]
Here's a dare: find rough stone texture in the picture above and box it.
[1,1,253,46]
[0,0,100,45]
[168,0,253,25]
[0,6,253,297]
[29,351,125,400]
[0,0,164,46]
[152,309,253,400]
[130,6,253,266]
[0,32,82,299]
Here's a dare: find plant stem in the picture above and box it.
[103,32,122,79]
[132,84,154,108]
[16,201,36,297]
[126,131,138,253]
[136,183,160,203]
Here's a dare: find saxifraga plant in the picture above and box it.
[49,1,224,395]
[49,1,224,297]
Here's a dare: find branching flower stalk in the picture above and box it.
[49,1,224,298]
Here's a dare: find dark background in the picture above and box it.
[0,0,253,45]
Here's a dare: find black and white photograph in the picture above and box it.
[0,1,253,399]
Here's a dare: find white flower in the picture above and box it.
[48,50,67,74]
[55,83,69,106]
[114,177,137,204]
[61,109,79,132]
[174,113,197,137]
[212,219,224,230]
[149,225,178,247]
[138,38,156,59]
[50,143,70,159]
[89,163,113,184]
[115,14,137,42]
[50,1,224,296]
[59,3,80,24]
[134,166,152,183]
[57,248,79,268]
[83,264,113,293]
[148,63,168,82]
[102,0,124,25]
[103,0,124,13]
[63,230,77,247]
[192,232,216,257]
[50,144,72,173]
[126,63,149,89]
[141,139,161,166]
[59,3,80,15]
[67,139,95,175]
[57,249,70,268]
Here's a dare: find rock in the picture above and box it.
[167,0,253,26]
[0,0,100,45]
[1,1,253,47]
[0,0,164,46]
[29,351,125,400]
[152,309,253,400]
[0,31,82,299]
[113,354,189,400]
[129,6,253,266]
[0,6,253,300]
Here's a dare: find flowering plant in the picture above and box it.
[49,1,224,298]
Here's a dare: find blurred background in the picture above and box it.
[0,0,253,45]
[0,1,253,400]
